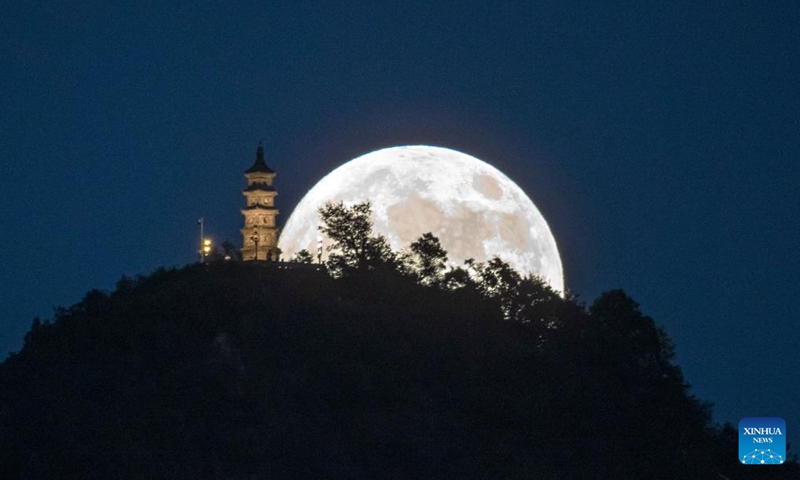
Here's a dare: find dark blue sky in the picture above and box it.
[2,1,798,445]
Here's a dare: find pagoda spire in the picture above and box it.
[245,143,274,174]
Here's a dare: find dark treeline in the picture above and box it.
[1,202,796,479]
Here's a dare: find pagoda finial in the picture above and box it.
[245,143,274,174]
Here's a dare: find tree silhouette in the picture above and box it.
[466,257,522,319]
[318,201,395,276]
[291,248,314,264]
[222,240,241,261]
[399,232,448,286]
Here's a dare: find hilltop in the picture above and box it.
[2,260,795,479]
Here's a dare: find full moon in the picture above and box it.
[279,145,564,292]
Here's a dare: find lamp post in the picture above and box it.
[198,217,205,263]
[252,230,259,261]
[203,238,212,259]
[317,237,323,264]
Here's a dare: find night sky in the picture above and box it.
[2,2,798,446]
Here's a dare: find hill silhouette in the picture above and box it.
[2,261,796,479]
[2,199,797,479]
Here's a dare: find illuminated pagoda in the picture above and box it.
[241,144,279,261]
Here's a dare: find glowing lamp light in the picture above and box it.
[203,238,212,255]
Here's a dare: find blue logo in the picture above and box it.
[739,417,786,465]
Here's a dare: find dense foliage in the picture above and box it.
[1,203,796,479]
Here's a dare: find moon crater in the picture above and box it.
[474,174,503,200]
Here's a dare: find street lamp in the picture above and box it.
[252,230,259,261]
[198,217,205,263]
[203,238,212,258]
